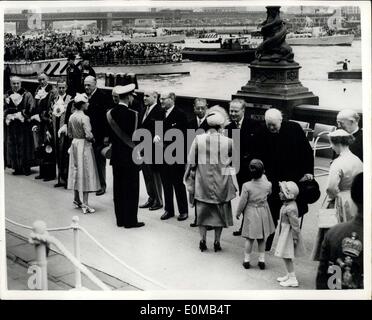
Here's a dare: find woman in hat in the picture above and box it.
[185,105,237,252]
[235,159,275,270]
[274,181,305,287]
[312,129,363,260]
[67,93,101,214]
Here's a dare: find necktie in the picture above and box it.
[143,106,150,122]
[236,121,240,129]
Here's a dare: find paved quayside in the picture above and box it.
[4,158,331,291]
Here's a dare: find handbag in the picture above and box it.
[317,196,339,228]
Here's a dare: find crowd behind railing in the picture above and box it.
[4,32,183,64]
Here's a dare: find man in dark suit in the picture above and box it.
[187,98,210,132]
[254,108,314,251]
[108,85,144,228]
[138,91,164,211]
[66,54,82,97]
[225,99,260,236]
[155,92,189,221]
[336,109,363,162]
[187,98,210,227]
[84,76,108,195]
[316,173,363,289]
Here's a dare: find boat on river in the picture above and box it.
[181,34,258,63]
[328,69,362,79]
[286,31,354,46]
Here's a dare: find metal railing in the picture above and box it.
[6,216,166,290]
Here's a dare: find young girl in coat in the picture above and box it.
[274,181,306,287]
[236,159,275,269]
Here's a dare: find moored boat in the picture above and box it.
[328,69,362,79]
[181,34,258,63]
[286,33,354,46]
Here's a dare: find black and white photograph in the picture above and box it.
[0,0,370,301]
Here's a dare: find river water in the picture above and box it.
[135,40,363,112]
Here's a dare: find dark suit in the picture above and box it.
[159,106,189,216]
[109,103,140,227]
[187,116,210,132]
[138,103,164,206]
[350,128,363,162]
[66,64,82,97]
[225,116,260,192]
[254,121,314,250]
[86,88,109,191]
[316,215,363,289]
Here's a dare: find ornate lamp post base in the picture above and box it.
[233,6,319,117]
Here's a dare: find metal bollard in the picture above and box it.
[71,216,82,289]
[30,220,49,290]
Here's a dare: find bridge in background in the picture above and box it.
[5,10,267,34]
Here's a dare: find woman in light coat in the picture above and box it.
[185,105,237,252]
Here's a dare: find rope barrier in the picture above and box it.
[6,217,166,289]
[5,218,33,230]
[41,234,110,291]
[6,218,73,232]
[79,225,167,290]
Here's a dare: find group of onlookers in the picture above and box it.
[4,75,364,289]
[4,32,84,61]
[84,41,182,65]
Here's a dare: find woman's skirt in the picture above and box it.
[312,191,357,261]
[196,200,233,228]
[67,138,101,193]
[274,222,306,259]
[336,190,357,223]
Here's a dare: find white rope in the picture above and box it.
[79,226,167,289]
[46,235,110,291]
[5,218,73,232]
[5,218,33,230]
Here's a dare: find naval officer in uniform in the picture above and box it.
[108,84,144,228]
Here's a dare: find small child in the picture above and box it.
[236,159,275,270]
[274,181,306,287]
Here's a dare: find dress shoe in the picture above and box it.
[35,175,43,180]
[149,204,162,211]
[190,222,197,227]
[12,170,22,176]
[96,188,106,196]
[199,240,207,252]
[233,230,242,236]
[124,222,145,228]
[139,200,153,209]
[258,261,266,270]
[54,182,65,188]
[214,241,222,252]
[177,213,188,221]
[242,261,251,269]
[160,211,174,220]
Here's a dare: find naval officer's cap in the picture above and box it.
[112,84,137,96]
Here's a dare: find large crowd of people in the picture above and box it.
[4,32,84,61]
[4,73,364,289]
[4,32,182,64]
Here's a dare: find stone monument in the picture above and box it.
[233,6,319,117]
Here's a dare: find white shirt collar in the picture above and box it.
[147,103,157,112]
[351,127,360,135]
[237,116,244,128]
[119,102,128,108]
[197,116,206,126]
[88,88,97,98]
[165,105,175,117]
